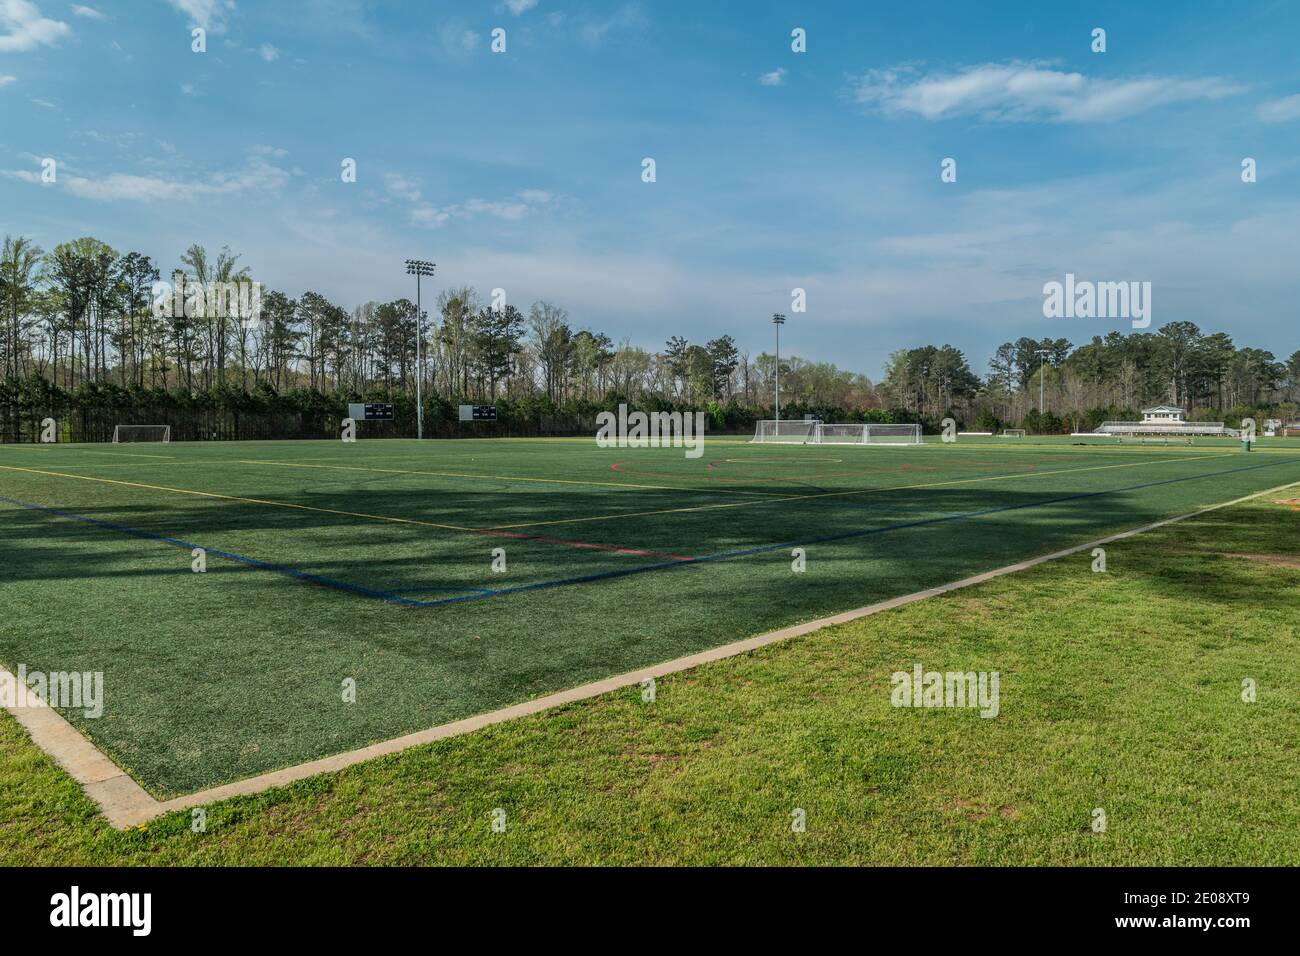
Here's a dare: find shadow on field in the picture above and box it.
[3,462,1292,604]
[1108,504,1300,609]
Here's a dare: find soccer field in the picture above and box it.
[3,436,1300,797]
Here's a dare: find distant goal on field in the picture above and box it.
[113,424,171,443]
[751,421,922,445]
[1001,428,1026,437]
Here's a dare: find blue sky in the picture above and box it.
[2,0,1298,376]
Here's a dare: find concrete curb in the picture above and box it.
[6,478,1298,829]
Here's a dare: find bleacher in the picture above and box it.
[1094,420,1239,438]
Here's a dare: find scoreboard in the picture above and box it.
[347,403,395,421]
[458,404,498,422]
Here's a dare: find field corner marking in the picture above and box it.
[0,665,162,829]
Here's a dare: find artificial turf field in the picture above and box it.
[2,434,1300,798]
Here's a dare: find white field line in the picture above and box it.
[4,479,1298,829]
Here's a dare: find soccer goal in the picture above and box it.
[816,423,922,445]
[1001,429,1026,437]
[113,424,171,443]
[751,420,818,443]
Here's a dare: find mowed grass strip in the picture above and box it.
[2,438,1299,795]
[1,491,1297,865]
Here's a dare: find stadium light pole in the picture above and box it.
[772,313,786,422]
[405,259,436,439]
[1036,348,1050,418]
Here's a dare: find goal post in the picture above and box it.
[113,424,171,443]
[815,423,922,445]
[752,420,922,445]
[1001,428,1026,437]
[751,420,818,443]
[858,423,922,445]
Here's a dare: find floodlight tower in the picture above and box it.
[772,313,786,422]
[405,259,436,439]
[1036,348,1051,422]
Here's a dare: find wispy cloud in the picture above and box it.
[0,0,70,52]
[388,175,559,227]
[437,19,484,58]
[1257,93,1300,123]
[3,149,293,201]
[505,0,538,14]
[579,2,646,46]
[71,4,104,19]
[0,74,16,87]
[258,42,279,62]
[165,0,235,34]
[759,68,786,87]
[853,62,1246,123]
[382,172,422,203]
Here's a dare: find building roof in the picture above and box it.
[1141,405,1185,413]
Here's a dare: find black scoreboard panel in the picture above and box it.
[459,404,497,421]
[363,403,394,421]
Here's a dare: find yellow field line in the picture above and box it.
[0,463,480,532]
[235,458,787,497]
[485,452,1236,529]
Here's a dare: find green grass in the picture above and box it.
[1,489,1297,864]
[2,435,1299,795]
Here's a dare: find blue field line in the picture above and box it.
[0,494,434,607]
[385,585,497,595]
[404,454,1300,607]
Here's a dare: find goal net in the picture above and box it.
[113,424,171,443]
[752,421,922,445]
[816,423,922,445]
[1001,428,1026,437]
[751,420,818,443]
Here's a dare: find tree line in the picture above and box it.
[2,232,1297,440]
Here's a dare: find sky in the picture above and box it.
[2,0,1298,378]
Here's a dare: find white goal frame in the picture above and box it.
[751,420,818,443]
[112,424,171,443]
[822,423,922,445]
[752,420,922,445]
[1001,428,1026,437]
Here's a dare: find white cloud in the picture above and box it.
[165,0,235,33]
[71,4,104,19]
[1257,93,1300,123]
[383,172,422,202]
[409,189,558,228]
[853,62,1246,123]
[505,0,537,13]
[29,96,53,107]
[579,2,645,46]
[180,82,195,95]
[0,0,70,52]
[0,74,16,87]
[2,149,292,201]
[437,19,483,58]
[759,68,786,87]
[258,42,279,61]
